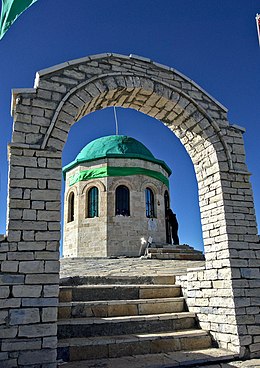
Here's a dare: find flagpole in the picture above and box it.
[256,14,260,46]
[113,107,119,135]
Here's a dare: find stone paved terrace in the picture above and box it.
[59,257,205,280]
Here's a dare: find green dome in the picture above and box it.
[63,135,171,175]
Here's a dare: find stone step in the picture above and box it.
[57,348,238,367]
[58,312,196,339]
[57,329,212,362]
[148,253,205,261]
[59,284,181,302]
[152,243,195,250]
[58,297,186,319]
[148,248,202,254]
[60,274,176,286]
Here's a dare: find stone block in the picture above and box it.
[18,241,46,251]
[12,130,25,143]
[32,115,50,127]
[8,251,34,260]
[9,308,40,325]
[1,261,18,273]
[9,188,23,199]
[0,274,24,284]
[48,222,60,231]
[9,166,24,179]
[12,285,42,298]
[0,352,8,360]
[25,132,43,144]
[43,285,59,297]
[22,297,58,307]
[26,168,61,180]
[32,98,57,110]
[19,260,44,273]
[10,178,38,189]
[29,247,57,258]
[11,156,38,167]
[42,336,57,349]
[22,210,36,220]
[38,79,68,93]
[9,209,23,220]
[0,310,8,324]
[35,231,60,241]
[25,273,59,284]
[0,326,18,338]
[249,343,260,353]
[47,158,61,169]
[0,286,10,298]
[21,231,35,241]
[31,189,60,200]
[37,210,60,221]
[1,338,41,351]
[0,251,7,261]
[0,358,17,367]
[48,180,61,190]
[32,200,45,209]
[42,307,57,322]
[241,268,260,279]
[9,220,48,231]
[18,323,57,337]
[45,261,60,273]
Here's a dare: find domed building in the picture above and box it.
[62,135,172,258]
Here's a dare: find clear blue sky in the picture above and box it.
[0,0,259,252]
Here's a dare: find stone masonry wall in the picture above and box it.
[0,145,60,367]
[63,157,169,257]
[63,164,108,258]
[0,53,258,366]
[107,174,167,256]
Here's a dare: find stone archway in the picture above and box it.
[1,53,259,366]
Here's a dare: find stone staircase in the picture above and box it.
[146,244,205,261]
[57,275,237,367]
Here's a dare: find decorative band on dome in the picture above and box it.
[68,166,169,187]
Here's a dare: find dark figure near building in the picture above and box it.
[166,209,179,245]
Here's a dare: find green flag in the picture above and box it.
[0,0,38,40]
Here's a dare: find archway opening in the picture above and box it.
[61,107,203,257]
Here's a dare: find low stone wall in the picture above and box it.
[176,258,260,358]
[0,233,59,367]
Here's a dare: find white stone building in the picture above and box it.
[62,135,172,257]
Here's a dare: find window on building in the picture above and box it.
[68,192,75,222]
[115,185,130,216]
[87,186,99,218]
[145,187,155,218]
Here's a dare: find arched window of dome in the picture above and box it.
[115,185,130,216]
[145,187,155,218]
[87,186,99,218]
[68,192,75,223]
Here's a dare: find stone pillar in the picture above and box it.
[177,126,259,358]
[0,145,61,367]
